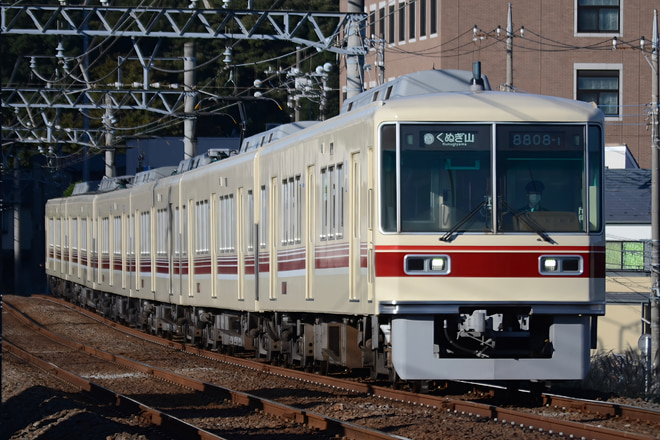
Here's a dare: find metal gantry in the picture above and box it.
[1,5,365,55]
[2,5,366,150]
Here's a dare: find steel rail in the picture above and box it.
[4,298,410,440]
[3,340,228,440]
[25,294,660,440]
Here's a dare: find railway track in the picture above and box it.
[4,294,660,440]
[3,297,409,440]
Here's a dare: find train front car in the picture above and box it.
[371,77,605,381]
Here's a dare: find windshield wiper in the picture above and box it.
[502,201,555,244]
[439,199,489,242]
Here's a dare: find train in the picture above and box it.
[45,64,606,383]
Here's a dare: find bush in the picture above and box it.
[584,349,659,402]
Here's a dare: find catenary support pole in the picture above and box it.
[650,9,660,382]
[184,42,197,161]
[346,0,365,99]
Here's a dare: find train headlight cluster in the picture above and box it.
[539,255,583,275]
[405,255,451,275]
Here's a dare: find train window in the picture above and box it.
[174,207,180,256]
[248,190,254,252]
[81,219,88,254]
[71,218,78,254]
[588,125,603,232]
[195,200,210,254]
[496,124,587,233]
[321,166,343,240]
[101,217,110,256]
[260,186,267,249]
[282,176,302,245]
[114,216,122,257]
[321,168,329,239]
[381,123,492,233]
[219,195,235,252]
[380,125,397,232]
[139,212,151,256]
[156,209,167,256]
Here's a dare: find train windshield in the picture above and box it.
[379,123,602,234]
[496,124,602,233]
[380,123,493,233]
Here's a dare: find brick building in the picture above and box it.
[339,0,658,168]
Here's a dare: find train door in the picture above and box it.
[306,166,315,299]
[367,147,375,302]
[349,153,361,300]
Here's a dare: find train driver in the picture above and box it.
[520,180,546,212]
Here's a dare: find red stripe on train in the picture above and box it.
[375,250,605,278]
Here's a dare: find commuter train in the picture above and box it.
[45,65,606,383]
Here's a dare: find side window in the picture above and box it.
[113,216,122,258]
[576,69,620,117]
[101,217,110,257]
[139,211,151,257]
[156,209,166,257]
[281,176,302,245]
[260,185,267,249]
[195,200,210,254]
[320,165,344,240]
[247,190,254,252]
[219,195,235,252]
[576,0,620,34]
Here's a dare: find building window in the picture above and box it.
[576,69,619,117]
[430,0,437,34]
[369,9,376,38]
[408,1,416,40]
[419,0,426,38]
[378,7,385,38]
[398,2,406,42]
[577,0,620,33]
[388,4,395,43]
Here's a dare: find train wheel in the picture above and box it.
[389,369,402,389]
[319,360,329,376]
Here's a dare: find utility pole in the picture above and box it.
[650,9,660,381]
[346,0,365,99]
[104,94,116,178]
[505,2,513,92]
[183,42,197,161]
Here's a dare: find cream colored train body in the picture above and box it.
[46,68,606,382]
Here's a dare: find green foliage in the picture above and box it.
[63,182,78,197]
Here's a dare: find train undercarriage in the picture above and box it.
[48,275,589,384]
[48,276,392,378]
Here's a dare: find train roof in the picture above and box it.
[375,88,604,123]
[341,69,491,114]
[240,121,320,153]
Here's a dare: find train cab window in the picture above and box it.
[380,123,492,233]
[495,124,597,233]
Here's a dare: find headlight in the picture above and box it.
[405,255,451,275]
[539,255,583,275]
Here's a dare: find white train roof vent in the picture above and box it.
[341,68,491,114]
[241,121,320,152]
[133,166,177,186]
[97,175,135,192]
[71,181,100,195]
